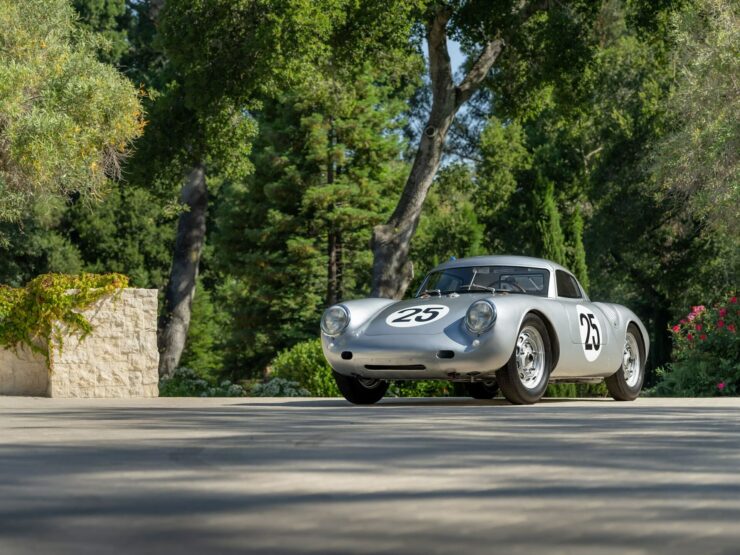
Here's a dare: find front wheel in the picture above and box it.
[333,371,388,405]
[605,323,645,401]
[496,314,552,405]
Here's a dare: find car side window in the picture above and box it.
[556,270,582,299]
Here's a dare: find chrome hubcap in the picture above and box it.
[516,326,546,390]
[622,333,640,388]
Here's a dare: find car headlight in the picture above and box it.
[465,300,496,334]
[321,305,350,336]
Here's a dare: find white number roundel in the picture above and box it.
[386,305,450,328]
[576,305,602,362]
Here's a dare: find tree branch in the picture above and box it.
[427,8,454,105]
[455,38,504,107]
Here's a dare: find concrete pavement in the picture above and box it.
[1,396,739,554]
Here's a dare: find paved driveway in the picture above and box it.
[1,397,739,554]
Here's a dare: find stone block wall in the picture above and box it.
[0,345,47,396]
[0,289,159,398]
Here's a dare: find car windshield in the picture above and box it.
[417,265,550,297]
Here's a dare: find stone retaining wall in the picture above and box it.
[0,289,159,398]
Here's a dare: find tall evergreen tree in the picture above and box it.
[214,66,414,373]
[537,179,568,266]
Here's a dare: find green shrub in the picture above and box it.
[653,293,739,396]
[251,377,310,397]
[270,339,339,396]
[159,368,247,397]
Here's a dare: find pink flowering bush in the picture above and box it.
[654,293,739,396]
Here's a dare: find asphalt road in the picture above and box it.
[1,396,739,555]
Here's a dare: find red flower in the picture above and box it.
[692,305,705,314]
[729,324,736,333]
[672,325,681,333]
[718,382,726,391]
[695,324,702,332]
[718,320,725,328]
[731,296,737,304]
[719,308,727,317]
[680,319,688,324]
[700,334,707,340]
[687,333,694,341]
[688,313,696,321]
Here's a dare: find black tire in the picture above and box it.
[333,371,388,405]
[466,381,499,399]
[496,313,552,405]
[605,323,645,401]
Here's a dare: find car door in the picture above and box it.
[554,270,613,376]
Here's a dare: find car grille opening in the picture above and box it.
[364,364,426,370]
[341,351,353,360]
[436,350,454,359]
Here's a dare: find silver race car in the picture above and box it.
[320,255,648,405]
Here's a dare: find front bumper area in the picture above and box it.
[322,329,513,381]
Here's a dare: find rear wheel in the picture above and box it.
[333,371,388,405]
[605,323,645,401]
[466,381,499,399]
[496,314,552,405]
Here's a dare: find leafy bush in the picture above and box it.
[653,293,739,396]
[251,377,310,397]
[270,339,339,396]
[159,368,247,397]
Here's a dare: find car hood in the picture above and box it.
[363,294,491,336]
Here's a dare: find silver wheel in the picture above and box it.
[622,332,641,388]
[516,326,546,390]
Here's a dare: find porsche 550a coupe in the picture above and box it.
[320,255,648,405]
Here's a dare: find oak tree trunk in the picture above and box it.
[158,163,207,377]
[370,8,504,299]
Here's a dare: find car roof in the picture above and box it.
[431,255,571,275]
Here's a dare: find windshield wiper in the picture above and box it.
[456,284,496,294]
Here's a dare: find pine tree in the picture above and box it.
[537,179,568,266]
[214,66,412,372]
[566,204,589,291]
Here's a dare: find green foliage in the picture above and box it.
[0,0,144,221]
[251,377,310,398]
[158,368,247,397]
[71,0,128,64]
[537,179,568,266]
[650,0,739,235]
[566,206,589,292]
[0,198,84,284]
[0,272,128,361]
[215,62,414,373]
[652,294,740,396]
[66,186,177,288]
[410,164,486,285]
[179,282,229,378]
[389,381,454,398]
[270,339,339,397]
[545,382,608,398]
